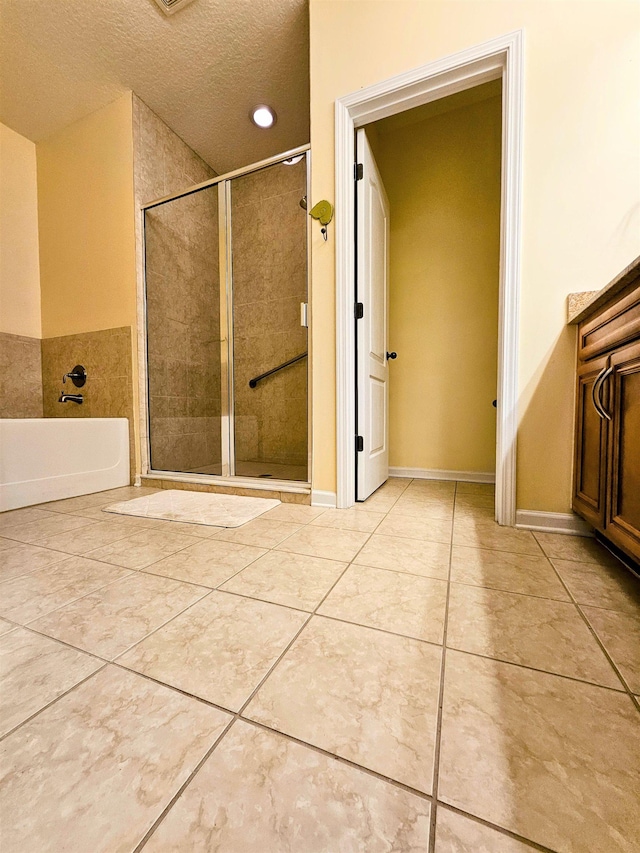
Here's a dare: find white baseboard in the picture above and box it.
[311,489,337,508]
[516,510,593,537]
[389,467,495,484]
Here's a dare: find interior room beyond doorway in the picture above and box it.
[366,79,502,484]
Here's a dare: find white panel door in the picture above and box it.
[356,128,391,501]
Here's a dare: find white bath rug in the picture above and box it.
[104,490,280,528]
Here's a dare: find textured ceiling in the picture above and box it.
[0,0,309,173]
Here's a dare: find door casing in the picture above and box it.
[335,31,524,523]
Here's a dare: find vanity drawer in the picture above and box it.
[578,279,640,361]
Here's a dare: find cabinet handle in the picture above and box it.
[591,368,607,420]
[596,366,613,421]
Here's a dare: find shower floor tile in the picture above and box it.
[1,477,638,853]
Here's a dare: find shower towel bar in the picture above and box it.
[249,353,308,388]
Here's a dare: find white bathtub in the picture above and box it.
[0,418,130,511]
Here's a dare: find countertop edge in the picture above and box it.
[567,255,640,325]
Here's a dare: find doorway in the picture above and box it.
[355,81,502,501]
[335,32,523,523]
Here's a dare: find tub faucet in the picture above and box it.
[59,393,83,404]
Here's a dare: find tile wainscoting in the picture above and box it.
[0,333,43,418]
[41,327,136,482]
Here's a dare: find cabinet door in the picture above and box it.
[605,340,640,560]
[573,354,610,528]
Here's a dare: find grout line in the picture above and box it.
[0,663,109,744]
[544,559,640,713]
[108,588,214,663]
[132,715,238,853]
[442,645,629,694]
[240,716,434,800]
[436,802,560,853]
[428,479,457,853]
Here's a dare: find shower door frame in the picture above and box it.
[139,143,312,492]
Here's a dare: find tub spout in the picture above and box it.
[59,393,83,404]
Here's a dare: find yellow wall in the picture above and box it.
[372,87,501,474]
[0,123,41,337]
[309,0,640,512]
[37,93,137,338]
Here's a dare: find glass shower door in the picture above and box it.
[144,184,224,475]
[229,155,309,481]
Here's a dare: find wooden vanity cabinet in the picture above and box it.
[572,269,640,563]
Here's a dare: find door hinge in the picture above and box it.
[354,302,364,319]
[356,435,364,452]
[355,163,364,181]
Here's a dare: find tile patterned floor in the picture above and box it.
[0,479,639,852]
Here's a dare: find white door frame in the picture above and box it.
[334,30,524,524]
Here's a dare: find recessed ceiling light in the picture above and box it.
[251,105,276,129]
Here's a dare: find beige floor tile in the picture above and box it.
[0,542,70,582]
[0,556,132,624]
[446,584,621,688]
[40,487,160,515]
[275,525,370,562]
[0,628,101,737]
[381,476,412,491]
[214,519,302,548]
[311,508,385,532]
[220,550,347,611]
[0,508,61,531]
[120,591,307,710]
[84,528,197,569]
[0,514,98,545]
[71,504,157,523]
[30,573,208,659]
[0,618,16,637]
[144,538,266,587]
[455,493,496,509]
[453,519,542,555]
[456,483,495,496]
[262,504,325,522]
[38,491,128,514]
[552,558,640,614]
[318,564,447,644]
[389,501,455,521]
[144,721,431,853]
[439,649,640,853]
[0,537,19,552]
[0,666,230,853]
[32,521,136,556]
[376,514,453,545]
[139,518,222,538]
[435,807,533,852]
[245,616,442,793]
[582,606,640,693]
[452,502,495,521]
[355,493,399,512]
[534,532,618,565]
[450,546,570,600]
[354,534,451,579]
[405,480,456,495]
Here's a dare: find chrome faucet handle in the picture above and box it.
[62,365,87,387]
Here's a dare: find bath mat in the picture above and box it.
[104,490,280,528]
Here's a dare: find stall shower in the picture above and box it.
[143,149,309,484]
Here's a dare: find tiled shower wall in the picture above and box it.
[133,95,219,474]
[231,158,308,474]
[0,333,43,418]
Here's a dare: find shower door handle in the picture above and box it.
[300,303,309,328]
